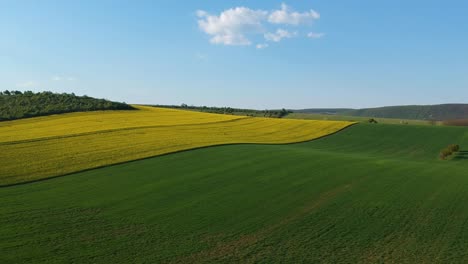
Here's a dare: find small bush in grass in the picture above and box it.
[449,144,460,152]
[439,144,460,160]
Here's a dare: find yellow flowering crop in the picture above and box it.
[0,106,353,185]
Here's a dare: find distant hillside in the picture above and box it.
[342,104,468,120]
[0,90,135,121]
[296,104,468,121]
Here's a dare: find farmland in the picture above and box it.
[2,123,468,263]
[4,1,467,263]
[286,112,432,125]
[0,106,352,186]
[295,104,468,121]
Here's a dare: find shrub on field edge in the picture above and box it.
[439,144,460,160]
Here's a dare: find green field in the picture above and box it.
[286,112,433,125]
[2,123,468,263]
[296,104,468,121]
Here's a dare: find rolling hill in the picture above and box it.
[2,123,468,263]
[295,104,468,121]
[0,106,352,186]
[0,91,135,121]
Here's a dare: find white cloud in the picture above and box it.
[196,3,322,47]
[16,81,38,88]
[264,29,297,42]
[52,76,62,81]
[196,10,208,17]
[268,3,320,25]
[196,7,268,45]
[307,32,325,39]
[256,43,269,49]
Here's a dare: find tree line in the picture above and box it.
[153,104,292,118]
[0,90,135,121]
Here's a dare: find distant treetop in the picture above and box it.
[0,90,135,121]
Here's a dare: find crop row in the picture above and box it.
[0,105,243,143]
[0,109,353,186]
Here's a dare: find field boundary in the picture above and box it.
[0,117,250,146]
[0,122,356,188]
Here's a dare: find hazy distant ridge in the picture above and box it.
[296,104,468,120]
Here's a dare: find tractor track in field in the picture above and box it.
[174,183,354,263]
[0,117,251,146]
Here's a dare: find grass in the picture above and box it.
[0,106,351,185]
[287,112,433,125]
[2,123,468,263]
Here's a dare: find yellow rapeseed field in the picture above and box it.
[0,106,353,186]
[0,105,243,143]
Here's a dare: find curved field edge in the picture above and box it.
[0,115,354,186]
[2,124,468,263]
[0,123,356,188]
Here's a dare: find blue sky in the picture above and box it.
[1,0,467,109]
